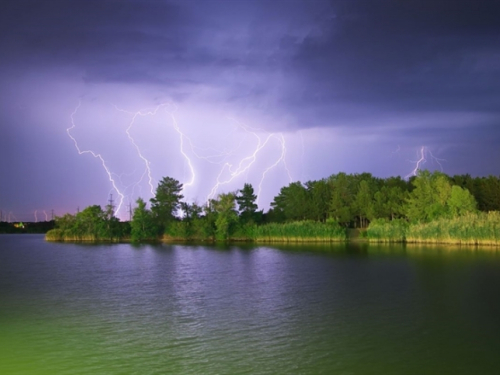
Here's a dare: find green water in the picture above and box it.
[1,235,500,374]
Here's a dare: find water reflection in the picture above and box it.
[1,235,500,374]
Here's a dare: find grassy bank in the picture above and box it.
[45,229,127,242]
[47,220,347,243]
[366,219,408,243]
[367,212,500,246]
[254,221,347,243]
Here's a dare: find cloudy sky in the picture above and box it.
[1,0,499,221]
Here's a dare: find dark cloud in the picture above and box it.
[288,0,500,123]
[2,0,499,129]
[1,0,499,219]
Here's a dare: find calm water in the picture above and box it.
[1,235,500,374]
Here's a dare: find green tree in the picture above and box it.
[328,173,355,226]
[406,170,452,222]
[447,186,477,217]
[131,198,158,242]
[101,202,121,239]
[74,205,106,240]
[354,180,374,228]
[475,176,500,211]
[236,183,259,223]
[306,179,332,222]
[55,213,77,233]
[169,202,205,239]
[270,182,310,221]
[212,193,239,240]
[200,201,218,240]
[150,177,184,233]
[373,185,407,220]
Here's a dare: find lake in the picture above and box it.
[1,234,500,374]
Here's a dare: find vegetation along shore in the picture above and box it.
[45,170,500,246]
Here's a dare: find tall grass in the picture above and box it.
[406,212,500,246]
[367,212,500,246]
[366,219,408,243]
[45,229,124,242]
[254,221,347,243]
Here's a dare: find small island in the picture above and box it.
[46,171,500,246]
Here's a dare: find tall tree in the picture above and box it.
[271,182,309,221]
[236,183,258,223]
[354,180,374,228]
[306,179,332,222]
[406,170,452,222]
[150,177,183,232]
[328,173,355,226]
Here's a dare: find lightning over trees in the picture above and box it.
[45,170,500,245]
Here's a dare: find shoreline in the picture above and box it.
[44,235,500,247]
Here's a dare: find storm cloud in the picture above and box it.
[1,0,499,220]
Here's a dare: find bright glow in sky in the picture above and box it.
[1,0,499,221]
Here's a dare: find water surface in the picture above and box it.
[1,235,500,374]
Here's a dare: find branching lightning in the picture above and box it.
[167,106,196,189]
[406,146,446,178]
[257,133,293,205]
[207,131,274,200]
[114,104,166,196]
[63,100,297,217]
[206,118,293,205]
[68,102,126,216]
[114,103,197,197]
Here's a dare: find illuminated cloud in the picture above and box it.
[0,0,499,220]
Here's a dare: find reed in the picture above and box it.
[366,219,408,242]
[406,212,500,246]
[45,229,64,241]
[254,221,347,243]
[45,229,123,242]
[367,212,500,246]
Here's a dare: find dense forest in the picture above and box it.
[45,171,500,245]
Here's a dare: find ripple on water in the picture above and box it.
[1,236,500,374]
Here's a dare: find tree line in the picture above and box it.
[46,171,500,243]
[268,170,499,225]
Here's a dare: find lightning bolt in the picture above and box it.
[257,134,293,205]
[34,210,38,223]
[64,101,297,216]
[113,104,168,196]
[406,146,445,178]
[67,102,125,216]
[43,210,49,221]
[114,103,197,197]
[206,121,293,208]
[206,128,275,200]
[167,106,196,189]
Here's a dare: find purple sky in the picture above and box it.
[1,0,500,221]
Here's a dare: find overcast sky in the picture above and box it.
[1,0,499,221]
